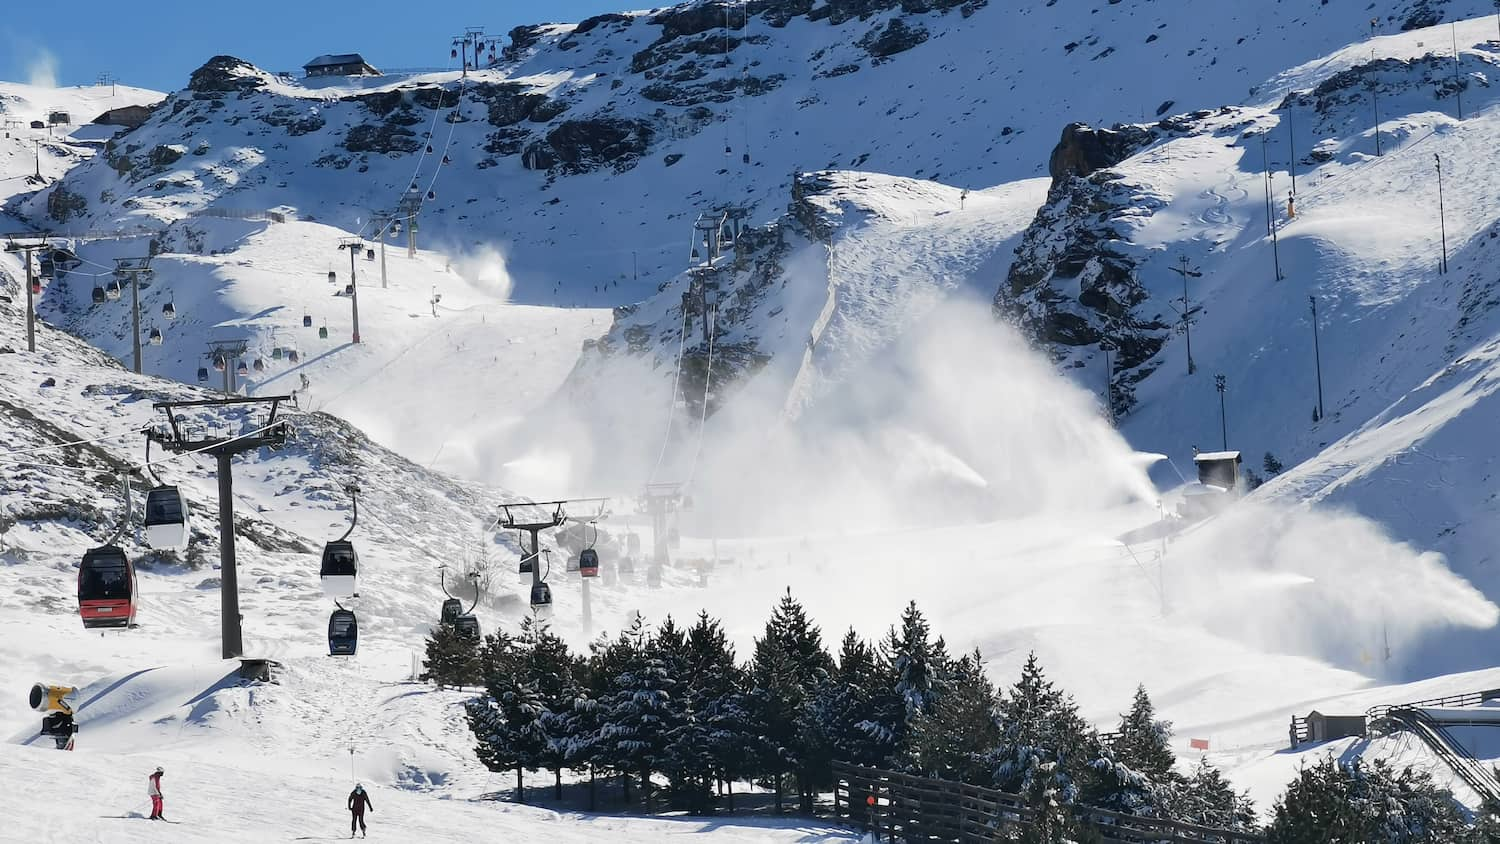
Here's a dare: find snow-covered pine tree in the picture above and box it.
[689,612,756,811]
[1266,755,1470,843]
[749,588,831,813]
[421,620,481,689]
[1115,685,1175,780]
[805,628,892,780]
[465,629,550,802]
[521,617,578,799]
[1165,757,1256,831]
[1083,683,1181,816]
[907,648,1000,783]
[584,620,647,802]
[597,614,683,808]
[991,652,1094,806]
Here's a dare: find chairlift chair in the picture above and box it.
[77,545,136,629]
[148,327,163,346]
[328,607,358,656]
[529,581,552,611]
[454,614,480,638]
[319,540,358,597]
[91,286,106,304]
[161,301,176,320]
[440,597,462,624]
[143,486,189,550]
[579,548,599,578]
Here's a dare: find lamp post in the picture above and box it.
[1435,154,1449,275]
[1215,374,1228,451]
[1309,296,1325,421]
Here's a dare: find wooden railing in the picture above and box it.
[831,761,1264,844]
[1366,688,1500,722]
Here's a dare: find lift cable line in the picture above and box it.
[685,303,718,488]
[147,396,292,660]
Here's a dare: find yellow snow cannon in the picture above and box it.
[29,683,78,715]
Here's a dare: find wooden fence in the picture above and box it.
[831,762,1264,844]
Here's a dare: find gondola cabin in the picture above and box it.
[518,552,537,575]
[579,548,599,578]
[566,553,581,573]
[319,540,358,596]
[77,546,136,629]
[143,486,189,550]
[626,533,641,555]
[529,581,552,611]
[328,609,358,656]
[440,597,462,624]
[454,614,480,638]
[619,556,635,574]
[646,565,662,589]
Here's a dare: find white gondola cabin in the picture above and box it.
[143,486,189,550]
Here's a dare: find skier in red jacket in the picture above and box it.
[347,783,373,838]
[147,766,165,820]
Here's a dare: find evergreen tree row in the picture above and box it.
[430,590,1254,832]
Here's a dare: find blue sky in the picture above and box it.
[0,0,632,92]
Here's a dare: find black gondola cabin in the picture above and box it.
[328,609,358,655]
[320,540,358,596]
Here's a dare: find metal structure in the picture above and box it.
[495,497,608,615]
[3,238,50,352]
[638,483,684,572]
[148,396,292,659]
[395,193,423,258]
[205,338,249,395]
[368,213,392,288]
[1435,153,1449,275]
[337,238,364,343]
[1309,295,1325,421]
[1166,256,1201,375]
[451,27,496,77]
[1214,374,1229,451]
[113,256,154,373]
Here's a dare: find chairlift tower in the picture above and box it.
[4,237,52,352]
[113,257,154,374]
[368,214,392,288]
[206,338,249,395]
[562,506,608,635]
[496,497,608,617]
[337,238,364,343]
[639,483,684,570]
[148,396,292,659]
[396,194,423,259]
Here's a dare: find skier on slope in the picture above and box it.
[347,783,374,838]
[147,766,165,820]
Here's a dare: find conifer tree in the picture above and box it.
[1267,756,1468,843]
[521,617,577,799]
[597,614,682,806]
[749,588,831,813]
[991,652,1093,804]
[421,620,481,689]
[806,628,895,778]
[466,629,550,802]
[908,648,999,783]
[1168,757,1256,831]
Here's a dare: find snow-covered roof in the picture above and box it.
[1193,451,1241,462]
[303,54,370,69]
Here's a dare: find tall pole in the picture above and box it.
[1260,135,1273,237]
[1453,24,1464,120]
[1309,296,1325,421]
[130,271,142,374]
[380,236,388,289]
[581,575,593,635]
[1286,105,1297,195]
[1435,154,1449,275]
[1371,54,1383,157]
[218,451,244,659]
[222,362,231,395]
[1102,338,1115,425]
[1215,374,1228,451]
[350,245,360,343]
[23,250,36,353]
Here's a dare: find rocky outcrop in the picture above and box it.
[859,17,929,59]
[343,124,421,154]
[539,118,655,174]
[46,185,88,222]
[1047,122,1155,188]
[188,56,268,96]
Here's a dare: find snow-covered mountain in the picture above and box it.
[10,0,1500,837]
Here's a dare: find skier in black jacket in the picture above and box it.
[347,783,373,838]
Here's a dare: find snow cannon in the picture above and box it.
[29,683,78,715]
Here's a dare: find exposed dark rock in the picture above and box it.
[541,118,655,174]
[859,17,929,59]
[1046,122,1156,189]
[188,56,267,95]
[575,12,631,35]
[46,185,88,223]
[355,90,404,116]
[343,124,421,154]
[147,145,184,168]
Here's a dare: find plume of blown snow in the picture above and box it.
[25,48,58,89]
[449,244,514,302]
